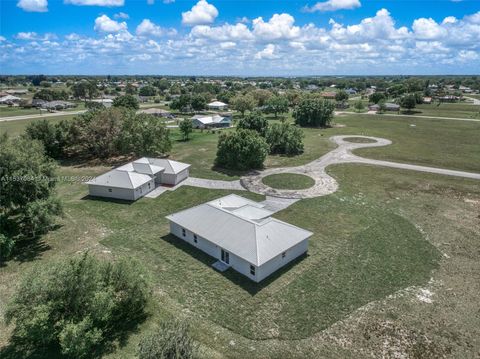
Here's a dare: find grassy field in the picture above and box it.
[1,162,479,358]
[406,102,480,119]
[262,173,315,190]
[0,115,76,136]
[1,103,479,357]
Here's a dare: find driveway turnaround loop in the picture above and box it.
[241,135,480,199]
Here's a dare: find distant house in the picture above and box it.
[207,101,228,111]
[437,95,460,103]
[6,89,28,95]
[423,97,433,104]
[137,108,172,118]
[86,157,190,200]
[166,194,313,282]
[320,92,336,99]
[43,101,76,110]
[191,114,232,129]
[368,103,400,112]
[91,98,113,108]
[0,95,22,105]
[32,99,48,108]
[305,84,319,91]
[345,88,357,95]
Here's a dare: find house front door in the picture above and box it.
[221,249,230,264]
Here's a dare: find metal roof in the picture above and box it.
[147,158,190,175]
[86,169,152,189]
[166,195,312,266]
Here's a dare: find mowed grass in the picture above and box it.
[406,102,480,119]
[0,115,76,136]
[343,136,378,143]
[262,173,315,190]
[2,157,480,357]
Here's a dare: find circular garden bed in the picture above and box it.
[262,173,315,190]
[343,137,378,144]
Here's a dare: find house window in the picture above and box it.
[182,228,186,237]
[250,265,255,276]
[148,183,151,189]
[108,188,112,193]
[282,252,286,259]
[193,234,198,243]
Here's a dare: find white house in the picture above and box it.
[166,194,312,282]
[207,101,228,111]
[0,95,22,105]
[191,114,232,129]
[86,157,190,200]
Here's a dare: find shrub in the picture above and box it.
[138,321,197,359]
[5,253,151,358]
[113,95,139,110]
[266,122,304,155]
[293,97,335,127]
[215,129,269,170]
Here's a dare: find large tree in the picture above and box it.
[179,118,193,141]
[119,113,172,156]
[139,85,157,97]
[237,111,269,137]
[0,136,61,260]
[230,93,256,116]
[215,129,269,171]
[293,97,335,127]
[264,95,289,118]
[5,253,150,358]
[400,94,417,111]
[369,92,386,104]
[265,122,304,155]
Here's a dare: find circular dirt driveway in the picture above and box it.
[241,135,391,199]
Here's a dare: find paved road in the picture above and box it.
[0,110,86,122]
[336,111,480,122]
[464,96,480,105]
[242,135,480,199]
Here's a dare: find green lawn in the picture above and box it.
[405,103,480,119]
[0,115,76,136]
[262,173,315,190]
[343,136,377,143]
[0,106,42,118]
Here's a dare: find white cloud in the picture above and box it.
[0,36,6,42]
[17,0,48,12]
[220,41,236,49]
[442,16,457,25]
[190,23,253,41]
[255,44,277,59]
[412,18,447,40]
[94,15,127,33]
[114,12,129,19]
[65,33,81,40]
[252,13,300,41]
[136,19,177,37]
[14,32,57,40]
[182,0,218,26]
[304,0,360,13]
[65,0,124,6]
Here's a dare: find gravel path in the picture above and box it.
[241,135,480,199]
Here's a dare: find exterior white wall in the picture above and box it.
[256,239,309,282]
[88,178,154,201]
[169,222,308,282]
[161,169,189,185]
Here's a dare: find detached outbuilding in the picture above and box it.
[207,101,228,111]
[166,194,312,282]
[86,157,190,200]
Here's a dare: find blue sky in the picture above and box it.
[1,0,479,75]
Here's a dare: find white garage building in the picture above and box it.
[166,194,312,282]
[86,157,190,200]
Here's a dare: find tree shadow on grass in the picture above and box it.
[161,233,307,296]
[210,165,251,179]
[400,110,422,115]
[80,195,134,205]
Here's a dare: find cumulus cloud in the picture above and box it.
[255,44,277,59]
[412,17,447,40]
[94,15,127,33]
[114,12,129,19]
[65,0,124,6]
[17,0,48,12]
[136,19,177,37]
[304,0,360,12]
[252,13,300,41]
[182,0,218,26]
[3,9,480,75]
[190,23,253,41]
[0,36,6,42]
[15,32,57,40]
